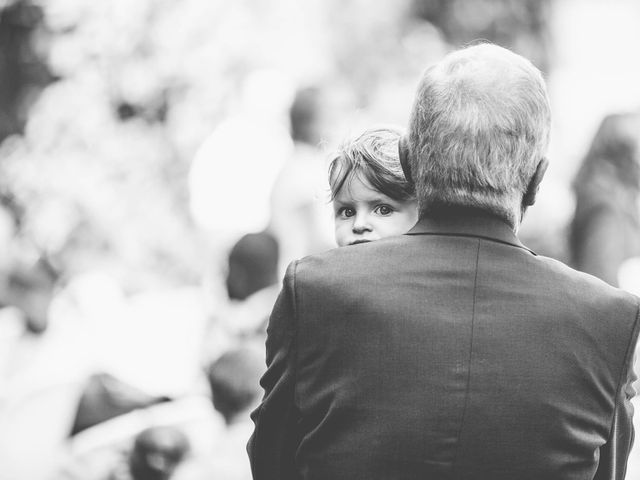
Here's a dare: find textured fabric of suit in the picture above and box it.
[248,209,640,480]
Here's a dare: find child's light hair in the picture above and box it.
[328,125,415,202]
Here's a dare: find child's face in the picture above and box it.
[333,176,418,247]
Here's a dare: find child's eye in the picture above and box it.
[374,204,394,216]
[337,207,356,218]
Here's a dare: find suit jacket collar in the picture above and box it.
[406,206,535,255]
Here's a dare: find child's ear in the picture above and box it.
[398,136,413,186]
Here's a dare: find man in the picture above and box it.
[248,43,640,479]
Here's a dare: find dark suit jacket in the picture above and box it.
[248,209,640,480]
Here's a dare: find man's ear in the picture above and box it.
[398,136,413,186]
[522,157,549,207]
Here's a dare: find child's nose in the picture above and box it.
[352,214,372,233]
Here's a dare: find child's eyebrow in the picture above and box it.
[332,200,353,211]
[334,195,394,205]
[365,195,396,205]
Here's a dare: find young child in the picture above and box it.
[328,126,418,247]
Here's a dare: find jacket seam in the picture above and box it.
[291,260,300,410]
[608,302,640,433]
[600,302,640,480]
[452,238,481,478]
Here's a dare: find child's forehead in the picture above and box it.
[334,175,388,202]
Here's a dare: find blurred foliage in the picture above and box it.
[0,0,552,290]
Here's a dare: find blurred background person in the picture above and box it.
[58,425,191,480]
[225,232,280,306]
[269,86,335,274]
[223,231,280,339]
[202,345,264,480]
[207,346,264,428]
[202,231,281,361]
[569,111,640,287]
[175,345,264,480]
[108,426,190,480]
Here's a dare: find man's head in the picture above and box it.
[206,346,264,424]
[128,426,190,480]
[399,43,551,229]
[226,231,279,301]
[290,86,324,145]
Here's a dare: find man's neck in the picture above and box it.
[421,204,519,233]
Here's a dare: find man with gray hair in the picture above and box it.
[248,43,640,480]
[400,43,551,231]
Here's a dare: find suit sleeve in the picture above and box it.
[594,304,640,480]
[247,261,301,480]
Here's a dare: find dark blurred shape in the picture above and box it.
[0,0,55,143]
[206,346,264,425]
[289,86,323,145]
[569,111,640,286]
[0,188,25,230]
[113,92,169,124]
[226,231,279,301]
[410,0,551,72]
[0,191,57,333]
[117,102,139,121]
[2,256,59,333]
[125,426,190,480]
[71,373,170,436]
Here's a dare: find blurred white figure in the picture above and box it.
[97,286,209,398]
[189,69,294,245]
[569,111,640,286]
[53,270,210,398]
[269,86,335,275]
[618,257,640,296]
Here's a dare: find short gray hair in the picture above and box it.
[406,43,551,227]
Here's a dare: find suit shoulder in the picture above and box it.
[293,236,408,285]
[533,254,640,316]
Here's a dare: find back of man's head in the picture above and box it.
[226,231,279,301]
[206,345,265,424]
[129,426,190,480]
[403,43,551,228]
[290,86,323,145]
